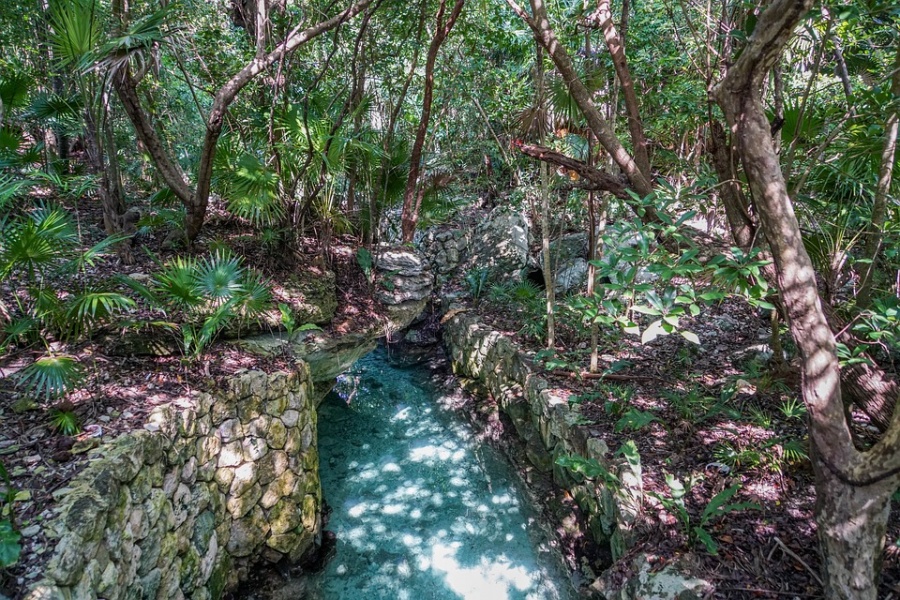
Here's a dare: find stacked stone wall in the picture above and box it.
[442,311,642,562]
[26,366,321,600]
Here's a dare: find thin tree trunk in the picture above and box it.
[505,0,652,197]
[857,45,900,308]
[541,160,555,348]
[369,0,427,245]
[714,2,900,597]
[400,0,466,242]
[707,118,755,249]
[113,0,376,242]
[595,0,650,179]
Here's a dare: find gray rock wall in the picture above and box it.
[441,310,642,563]
[26,366,321,600]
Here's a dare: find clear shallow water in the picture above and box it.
[303,348,576,600]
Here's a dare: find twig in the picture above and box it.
[771,536,824,587]
[720,587,822,598]
[575,371,664,382]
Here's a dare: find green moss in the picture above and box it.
[207,554,232,600]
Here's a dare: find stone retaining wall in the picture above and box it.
[26,366,321,600]
[442,310,642,563]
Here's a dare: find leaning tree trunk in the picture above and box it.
[714,0,900,597]
[400,0,465,243]
[113,0,376,243]
[857,45,900,308]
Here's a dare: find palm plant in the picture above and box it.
[121,249,272,357]
[1,203,134,407]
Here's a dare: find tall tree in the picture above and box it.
[714,1,900,597]
[111,0,376,243]
[399,0,466,243]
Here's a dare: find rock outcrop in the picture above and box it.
[467,209,530,279]
[420,228,467,275]
[374,246,434,333]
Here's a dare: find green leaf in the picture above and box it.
[0,520,21,567]
[680,331,701,345]
[664,473,687,500]
[693,526,718,555]
[641,320,666,344]
[17,354,84,399]
[555,455,619,484]
[615,408,660,432]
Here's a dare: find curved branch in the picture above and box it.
[514,142,629,199]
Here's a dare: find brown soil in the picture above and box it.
[442,270,900,599]
[0,194,382,598]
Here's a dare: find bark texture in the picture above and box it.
[593,0,650,180]
[505,0,652,197]
[713,0,900,596]
[114,0,375,242]
[514,141,630,198]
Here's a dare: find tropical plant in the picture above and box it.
[1,204,132,403]
[121,249,272,357]
[464,267,490,303]
[0,461,21,568]
[49,407,81,435]
[651,476,759,554]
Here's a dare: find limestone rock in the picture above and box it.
[467,208,530,280]
[374,246,434,331]
[595,555,713,599]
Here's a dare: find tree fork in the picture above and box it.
[713,0,900,596]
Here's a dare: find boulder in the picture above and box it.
[468,208,530,280]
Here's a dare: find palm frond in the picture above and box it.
[64,290,135,340]
[17,354,84,400]
[0,205,77,280]
[90,6,175,75]
[196,250,245,305]
[48,0,104,68]
[153,256,202,310]
[0,73,33,112]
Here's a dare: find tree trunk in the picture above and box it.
[595,0,650,180]
[541,160,555,348]
[505,0,652,197]
[400,0,466,243]
[113,0,376,242]
[707,119,756,249]
[857,45,900,308]
[713,1,900,597]
[813,452,892,599]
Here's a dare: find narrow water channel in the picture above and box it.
[303,347,577,599]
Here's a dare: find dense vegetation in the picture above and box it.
[0,0,899,597]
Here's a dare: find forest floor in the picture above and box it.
[434,221,900,598]
[2,196,900,599]
[0,196,383,598]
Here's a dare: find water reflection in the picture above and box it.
[305,350,574,599]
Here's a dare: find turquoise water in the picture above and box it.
[304,348,576,600]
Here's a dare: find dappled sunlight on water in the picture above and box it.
[303,349,574,599]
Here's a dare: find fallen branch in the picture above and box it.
[769,536,824,588]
